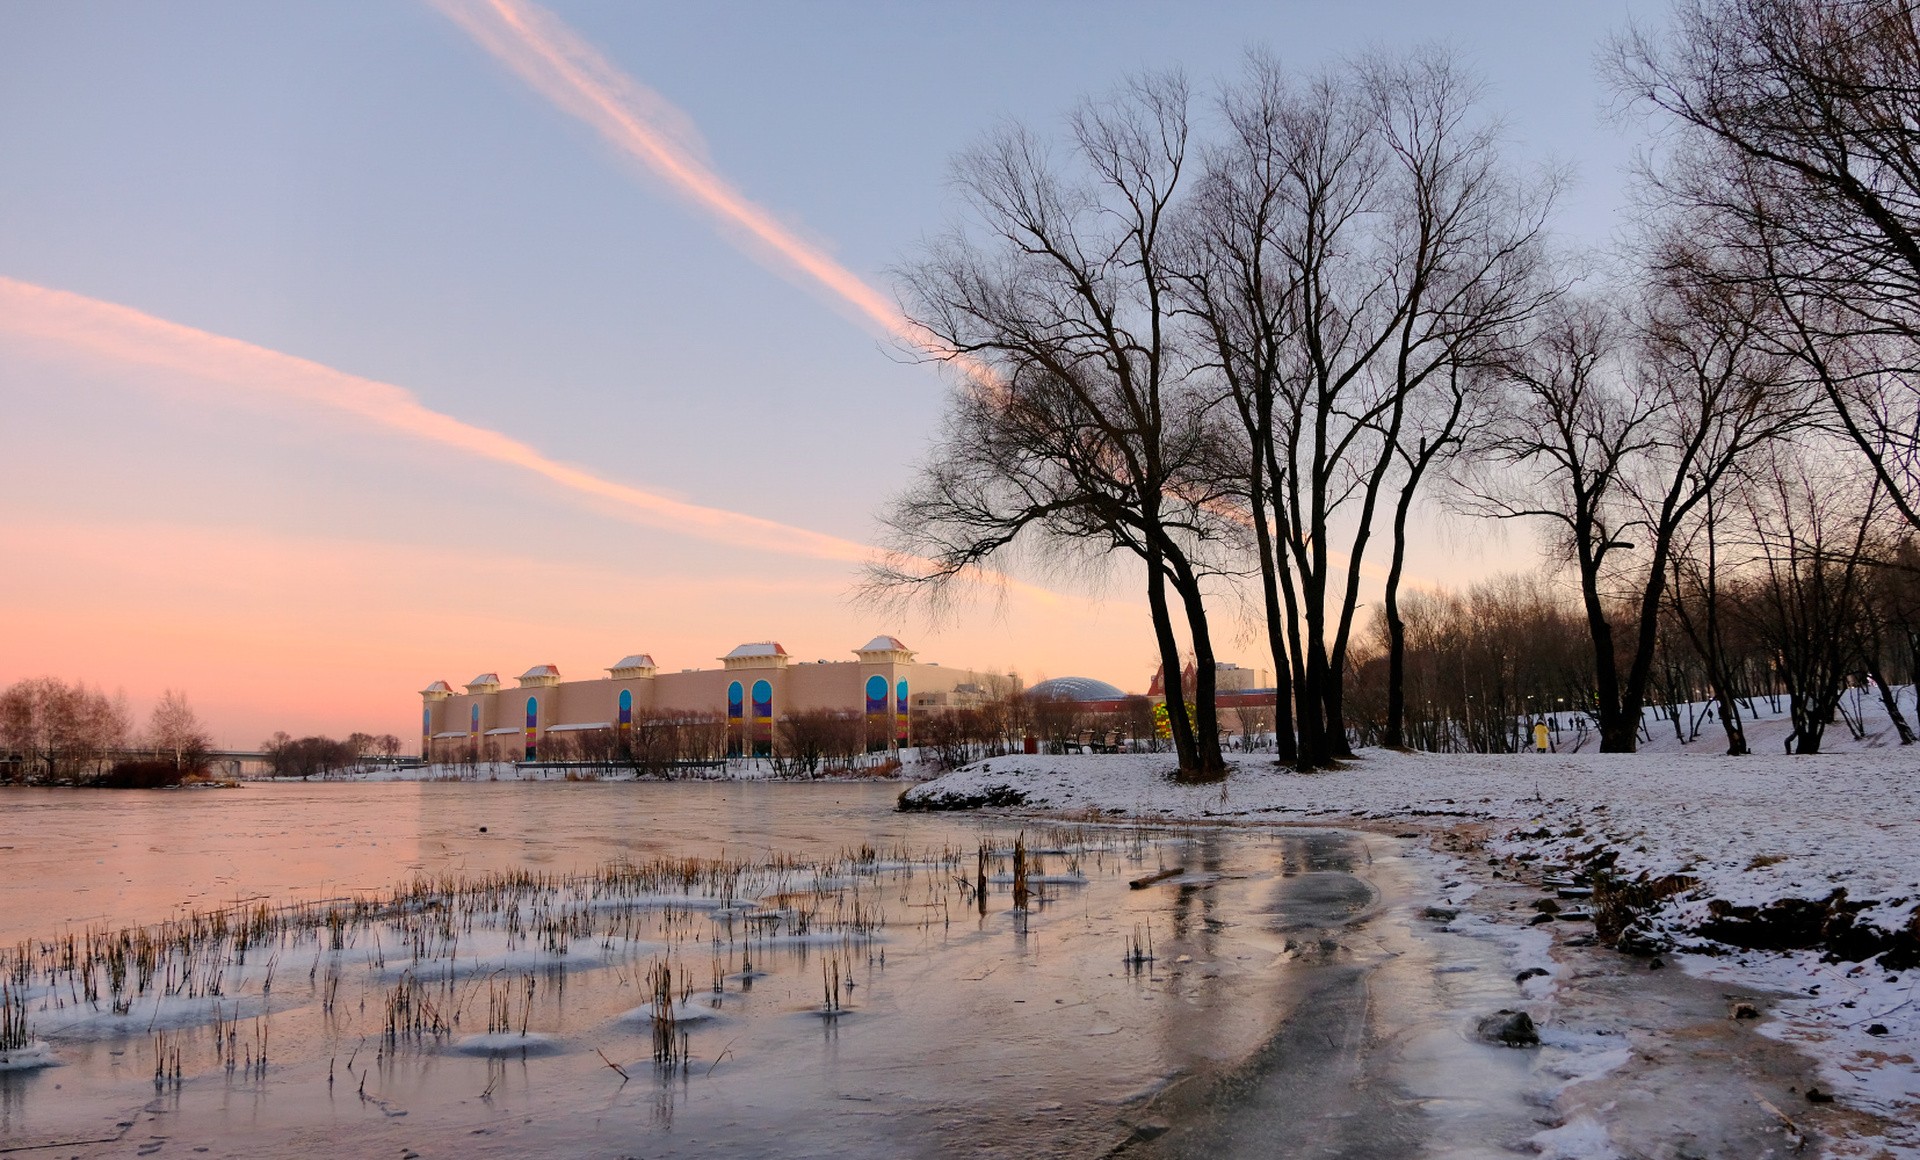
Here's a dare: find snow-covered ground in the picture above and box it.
[1560,682,1917,756]
[905,743,1920,1151]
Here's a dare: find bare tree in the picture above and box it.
[877,72,1231,778]
[147,689,211,773]
[1852,553,1919,743]
[1732,449,1886,752]
[259,734,359,780]
[1470,262,1801,751]
[1176,49,1556,766]
[0,677,129,783]
[1666,487,1753,753]
[774,710,864,777]
[1614,0,1920,528]
[1346,574,1597,752]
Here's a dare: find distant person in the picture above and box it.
[1533,722,1550,753]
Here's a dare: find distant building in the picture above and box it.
[420,635,1012,761]
[1148,660,1273,698]
[1027,676,1131,709]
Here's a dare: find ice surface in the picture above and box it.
[0,1043,56,1072]
[1530,1115,1622,1159]
[910,748,1920,1148]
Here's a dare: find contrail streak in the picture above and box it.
[0,275,872,564]
[431,0,995,386]
[434,0,907,339]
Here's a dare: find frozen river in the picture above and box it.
[0,781,1593,1157]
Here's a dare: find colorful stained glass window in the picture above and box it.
[750,680,773,758]
[726,681,744,758]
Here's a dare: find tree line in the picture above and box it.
[0,678,213,786]
[874,0,1920,773]
[0,676,414,785]
[259,731,403,779]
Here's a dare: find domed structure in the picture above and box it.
[1028,676,1127,702]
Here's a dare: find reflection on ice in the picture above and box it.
[0,785,1643,1158]
[0,812,1324,1156]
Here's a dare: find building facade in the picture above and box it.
[420,636,1011,761]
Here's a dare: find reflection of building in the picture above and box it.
[420,636,1011,761]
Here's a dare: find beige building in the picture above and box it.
[420,635,1012,761]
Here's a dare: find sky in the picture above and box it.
[0,0,1660,746]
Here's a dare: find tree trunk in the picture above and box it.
[1321,668,1354,760]
[1144,549,1198,772]
[1164,548,1228,777]
[1248,457,1299,763]
[1382,478,1422,750]
[1867,656,1916,745]
[1578,556,1636,753]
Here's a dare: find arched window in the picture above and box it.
[897,679,910,745]
[726,681,744,758]
[618,688,633,730]
[523,696,538,761]
[470,704,480,734]
[866,675,889,753]
[750,680,774,758]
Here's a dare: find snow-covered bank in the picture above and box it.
[904,749,1920,1148]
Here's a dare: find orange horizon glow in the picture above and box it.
[0,513,1144,747]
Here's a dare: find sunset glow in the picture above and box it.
[0,276,883,564]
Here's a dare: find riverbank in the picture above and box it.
[905,750,1920,1156]
[292,758,914,783]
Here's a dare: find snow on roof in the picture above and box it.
[430,731,469,740]
[421,680,453,695]
[518,664,561,680]
[609,654,656,671]
[724,642,787,659]
[857,635,911,653]
[467,673,500,686]
[546,721,613,732]
[483,727,521,736]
